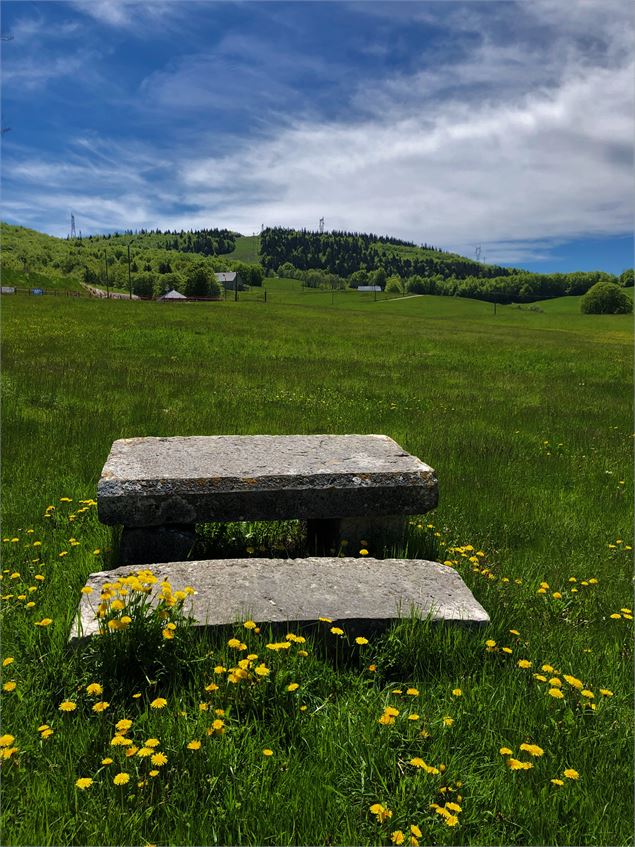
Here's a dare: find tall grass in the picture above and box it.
[0,293,632,846]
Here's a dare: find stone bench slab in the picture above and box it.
[70,557,488,643]
[97,434,438,527]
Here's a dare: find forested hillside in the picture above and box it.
[1,222,632,304]
[260,226,510,279]
[0,223,263,298]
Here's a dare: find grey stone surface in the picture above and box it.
[119,524,197,566]
[69,557,489,642]
[98,435,438,527]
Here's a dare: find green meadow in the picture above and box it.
[1,287,632,846]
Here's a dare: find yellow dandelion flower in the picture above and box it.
[150,752,168,767]
[318,616,332,623]
[485,639,496,648]
[445,815,459,827]
[150,698,167,709]
[499,747,513,756]
[384,706,399,717]
[0,734,15,747]
[599,689,614,697]
[369,803,392,823]
[101,757,113,765]
[610,613,622,619]
[187,740,202,750]
[286,683,299,692]
[517,660,532,669]
[3,681,17,692]
[330,627,344,636]
[442,716,454,726]
[452,688,462,696]
[581,690,594,699]
[262,748,273,756]
[92,701,110,713]
[113,772,130,786]
[355,637,369,645]
[137,747,153,757]
[75,778,93,790]
[507,758,533,770]
[144,738,160,747]
[548,688,564,699]
[406,688,419,696]
[509,629,520,636]
[86,683,103,696]
[563,675,583,690]
[519,743,544,757]
[502,647,513,654]
[359,549,369,556]
[563,768,580,780]
[408,714,420,721]
[0,747,18,760]
[125,746,139,757]
[2,658,14,667]
[391,831,405,845]
[41,729,54,739]
[58,700,76,712]
[34,618,53,627]
[149,769,159,777]
[243,620,257,629]
[550,778,564,786]
[533,674,547,682]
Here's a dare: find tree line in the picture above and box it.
[260,226,511,280]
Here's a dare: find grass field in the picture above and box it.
[226,235,260,263]
[1,290,632,846]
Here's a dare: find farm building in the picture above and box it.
[158,289,187,301]
[215,272,248,291]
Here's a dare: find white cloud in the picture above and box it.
[3,0,633,266]
[70,1,181,29]
[174,58,633,260]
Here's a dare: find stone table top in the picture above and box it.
[69,556,489,643]
[97,434,438,526]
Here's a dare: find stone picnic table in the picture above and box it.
[97,434,439,565]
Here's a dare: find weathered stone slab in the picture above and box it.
[70,557,488,642]
[97,435,438,527]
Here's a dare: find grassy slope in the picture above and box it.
[225,235,260,263]
[0,293,632,846]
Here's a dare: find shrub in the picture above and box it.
[619,268,634,288]
[580,282,633,314]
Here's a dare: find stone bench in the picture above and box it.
[97,434,438,565]
[70,556,488,643]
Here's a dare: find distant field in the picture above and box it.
[1,292,632,846]
[226,234,260,263]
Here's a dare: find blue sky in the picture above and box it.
[1,0,633,273]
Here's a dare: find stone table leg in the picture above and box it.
[119,524,197,566]
[306,515,408,556]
